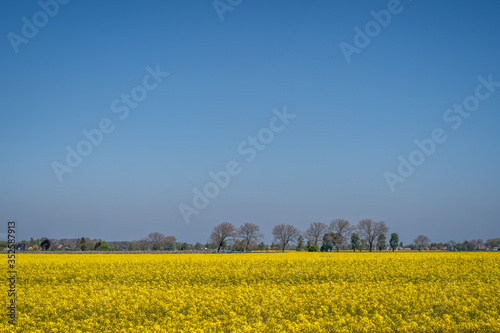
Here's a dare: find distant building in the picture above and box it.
[476,243,487,250]
[14,244,25,251]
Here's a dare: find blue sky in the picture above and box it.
[1,0,499,245]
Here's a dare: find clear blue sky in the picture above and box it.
[1,0,499,245]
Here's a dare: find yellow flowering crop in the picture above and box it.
[2,252,499,332]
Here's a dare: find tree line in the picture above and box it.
[209,219,393,253]
[6,219,500,253]
[206,219,499,253]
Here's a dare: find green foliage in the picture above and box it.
[389,233,399,251]
[163,236,177,251]
[321,232,334,252]
[332,233,344,252]
[351,233,360,252]
[296,236,304,251]
[178,242,190,251]
[377,234,387,252]
[163,242,175,251]
[308,244,319,252]
[77,237,92,251]
[486,238,500,249]
[98,241,110,251]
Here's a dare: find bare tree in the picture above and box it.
[469,238,484,250]
[305,222,328,246]
[329,219,354,252]
[147,232,166,251]
[237,222,263,252]
[164,236,177,251]
[131,238,149,251]
[356,219,388,252]
[209,222,236,253]
[414,235,431,251]
[272,224,301,252]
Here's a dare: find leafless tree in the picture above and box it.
[147,232,166,251]
[469,238,484,250]
[305,222,328,246]
[414,234,431,251]
[131,238,149,251]
[329,219,355,252]
[357,219,388,252]
[164,236,177,251]
[237,222,263,252]
[272,224,301,252]
[209,222,236,253]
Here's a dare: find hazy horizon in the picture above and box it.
[1,0,499,246]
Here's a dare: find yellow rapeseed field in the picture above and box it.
[3,252,500,332]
